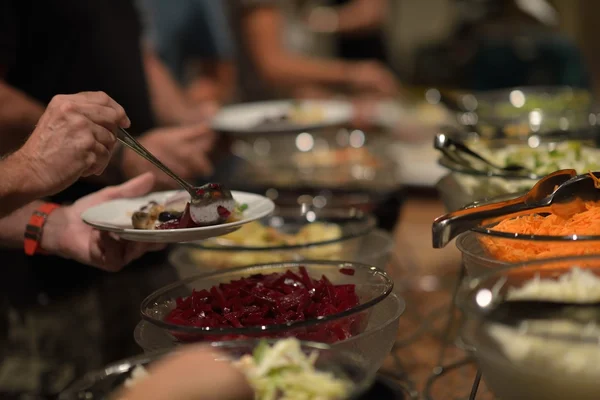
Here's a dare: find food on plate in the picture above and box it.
[189,221,344,269]
[121,338,352,400]
[254,103,325,129]
[234,339,352,400]
[165,266,361,342]
[479,199,600,262]
[131,189,247,230]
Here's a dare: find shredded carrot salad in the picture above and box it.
[480,200,600,262]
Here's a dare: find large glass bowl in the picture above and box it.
[450,86,595,139]
[134,293,404,375]
[59,340,374,400]
[168,206,384,276]
[168,211,393,277]
[229,126,402,192]
[457,226,600,278]
[141,261,393,344]
[437,135,600,203]
[458,256,600,400]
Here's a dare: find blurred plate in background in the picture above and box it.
[211,99,353,134]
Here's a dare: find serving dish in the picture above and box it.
[59,339,373,400]
[81,190,275,243]
[437,135,600,205]
[134,292,404,375]
[211,99,353,135]
[458,256,600,400]
[167,206,393,276]
[141,261,393,343]
[229,126,402,193]
[449,86,596,139]
[452,183,600,276]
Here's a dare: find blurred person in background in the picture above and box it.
[307,0,390,64]
[138,0,237,104]
[227,0,400,101]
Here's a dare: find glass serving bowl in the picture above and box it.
[229,126,402,192]
[458,256,600,400]
[134,293,404,375]
[450,86,596,139]
[59,339,374,400]
[457,225,600,278]
[167,207,392,277]
[437,135,600,203]
[141,261,393,344]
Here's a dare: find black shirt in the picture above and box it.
[0,2,170,389]
[1,0,155,135]
[0,0,157,202]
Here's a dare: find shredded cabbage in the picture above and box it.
[234,338,352,400]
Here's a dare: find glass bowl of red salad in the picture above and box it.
[140,261,393,343]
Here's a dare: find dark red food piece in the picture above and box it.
[156,220,180,230]
[339,268,355,276]
[177,203,201,229]
[217,206,231,219]
[164,267,362,343]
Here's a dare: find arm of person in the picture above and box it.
[0,199,45,248]
[242,6,352,90]
[0,80,46,154]
[143,47,214,126]
[0,151,48,218]
[0,173,165,271]
[307,0,387,35]
[186,60,236,103]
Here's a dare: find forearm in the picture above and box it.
[257,54,352,89]
[0,200,44,248]
[143,48,191,126]
[334,0,386,35]
[0,151,46,218]
[0,81,46,154]
[244,7,352,90]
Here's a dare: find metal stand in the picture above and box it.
[427,262,485,399]
[424,357,487,400]
[436,263,466,365]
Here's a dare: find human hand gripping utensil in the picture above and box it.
[115,127,235,225]
[432,169,580,248]
[434,132,529,175]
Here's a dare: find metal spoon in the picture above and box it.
[116,127,235,226]
[432,169,578,248]
[434,132,529,174]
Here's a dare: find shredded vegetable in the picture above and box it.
[234,339,352,400]
[480,199,600,262]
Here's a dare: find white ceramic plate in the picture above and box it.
[211,99,353,134]
[81,191,275,243]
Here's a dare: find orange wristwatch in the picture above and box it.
[24,202,61,256]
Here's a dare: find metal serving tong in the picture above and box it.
[434,131,529,175]
[430,169,600,248]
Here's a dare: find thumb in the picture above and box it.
[100,172,156,201]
